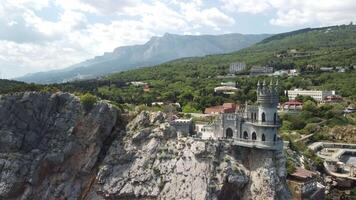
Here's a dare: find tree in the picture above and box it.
[303,100,317,113]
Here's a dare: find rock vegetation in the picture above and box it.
[0,92,291,200]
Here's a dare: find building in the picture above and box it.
[324,95,343,103]
[344,106,356,114]
[200,80,284,151]
[287,168,325,200]
[273,69,299,77]
[281,100,303,111]
[204,103,238,114]
[130,81,147,86]
[170,118,194,136]
[195,124,214,139]
[249,66,274,76]
[221,81,238,88]
[214,86,239,94]
[286,89,336,102]
[229,62,246,74]
[143,84,150,92]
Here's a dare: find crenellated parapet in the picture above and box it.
[257,79,279,106]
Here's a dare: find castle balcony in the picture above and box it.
[244,119,281,127]
[218,138,284,151]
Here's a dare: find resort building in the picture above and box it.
[286,89,336,102]
[281,100,303,111]
[229,62,246,74]
[324,95,343,103]
[249,66,274,76]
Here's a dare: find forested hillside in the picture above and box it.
[2,25,356,111]
[0,79,41,94]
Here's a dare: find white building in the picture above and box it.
[214,86,239,94]
[229,62,246,74]
[286,89,335,102]
[195,124,215,139]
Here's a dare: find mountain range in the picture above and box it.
[16,33,271,83]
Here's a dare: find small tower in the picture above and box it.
[257,79,279,124]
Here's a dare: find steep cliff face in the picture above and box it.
[0,92,119,200]
[0,92,291,200]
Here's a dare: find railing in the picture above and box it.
[218,138,284,150]
[244,119,281,126]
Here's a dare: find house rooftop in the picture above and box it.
[290,167,316,181]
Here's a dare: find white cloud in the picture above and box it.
[221,0,271,14]
[0,0,238,79]
[221,0,356,26]
[1,0,355,79]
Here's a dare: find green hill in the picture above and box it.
[98,25,356,112]
[2,25,356,112]
[108,24,356,82]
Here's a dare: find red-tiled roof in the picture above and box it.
[204,103,238,114]
[291,167,316,180]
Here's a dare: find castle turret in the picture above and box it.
[256,79,279,125]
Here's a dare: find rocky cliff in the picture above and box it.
[0,92,291,200]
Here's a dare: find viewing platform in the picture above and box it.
[218,138,284,151]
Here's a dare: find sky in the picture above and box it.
[1,0,356,79]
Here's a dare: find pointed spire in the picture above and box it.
[275,79,279,86]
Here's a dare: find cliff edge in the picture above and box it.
[0,92,290,200]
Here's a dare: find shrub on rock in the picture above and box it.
[80,93,98,112]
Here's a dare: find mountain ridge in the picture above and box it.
[16,33,271,84]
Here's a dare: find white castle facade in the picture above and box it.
[198,80,284,150]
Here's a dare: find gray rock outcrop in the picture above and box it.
[0,93,291,200]
[0,92,119,200]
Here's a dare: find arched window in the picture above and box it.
[243,131,248,139]
[274,113,277,124]
[254,113,257,120]
[274,134,276,141]
[250,113,253,121]
[262,112,266,122]
[252,132,257,140]
[262,134,266,141]
[226,128,233,138]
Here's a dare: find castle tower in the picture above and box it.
[253,79,280,143]
[257,79,279,124]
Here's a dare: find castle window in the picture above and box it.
[226,128,233,138]
[274,134,276,141]
[254,113,257,120]
[262,134,266,141]
[274,113,277,124]
[262,112,266,122]
[250,113,253,121]
[252,132,257,140]
[243,131,248,139]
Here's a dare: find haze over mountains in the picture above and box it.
[16,33,271,84]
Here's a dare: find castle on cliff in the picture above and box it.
[188,80,284,150]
